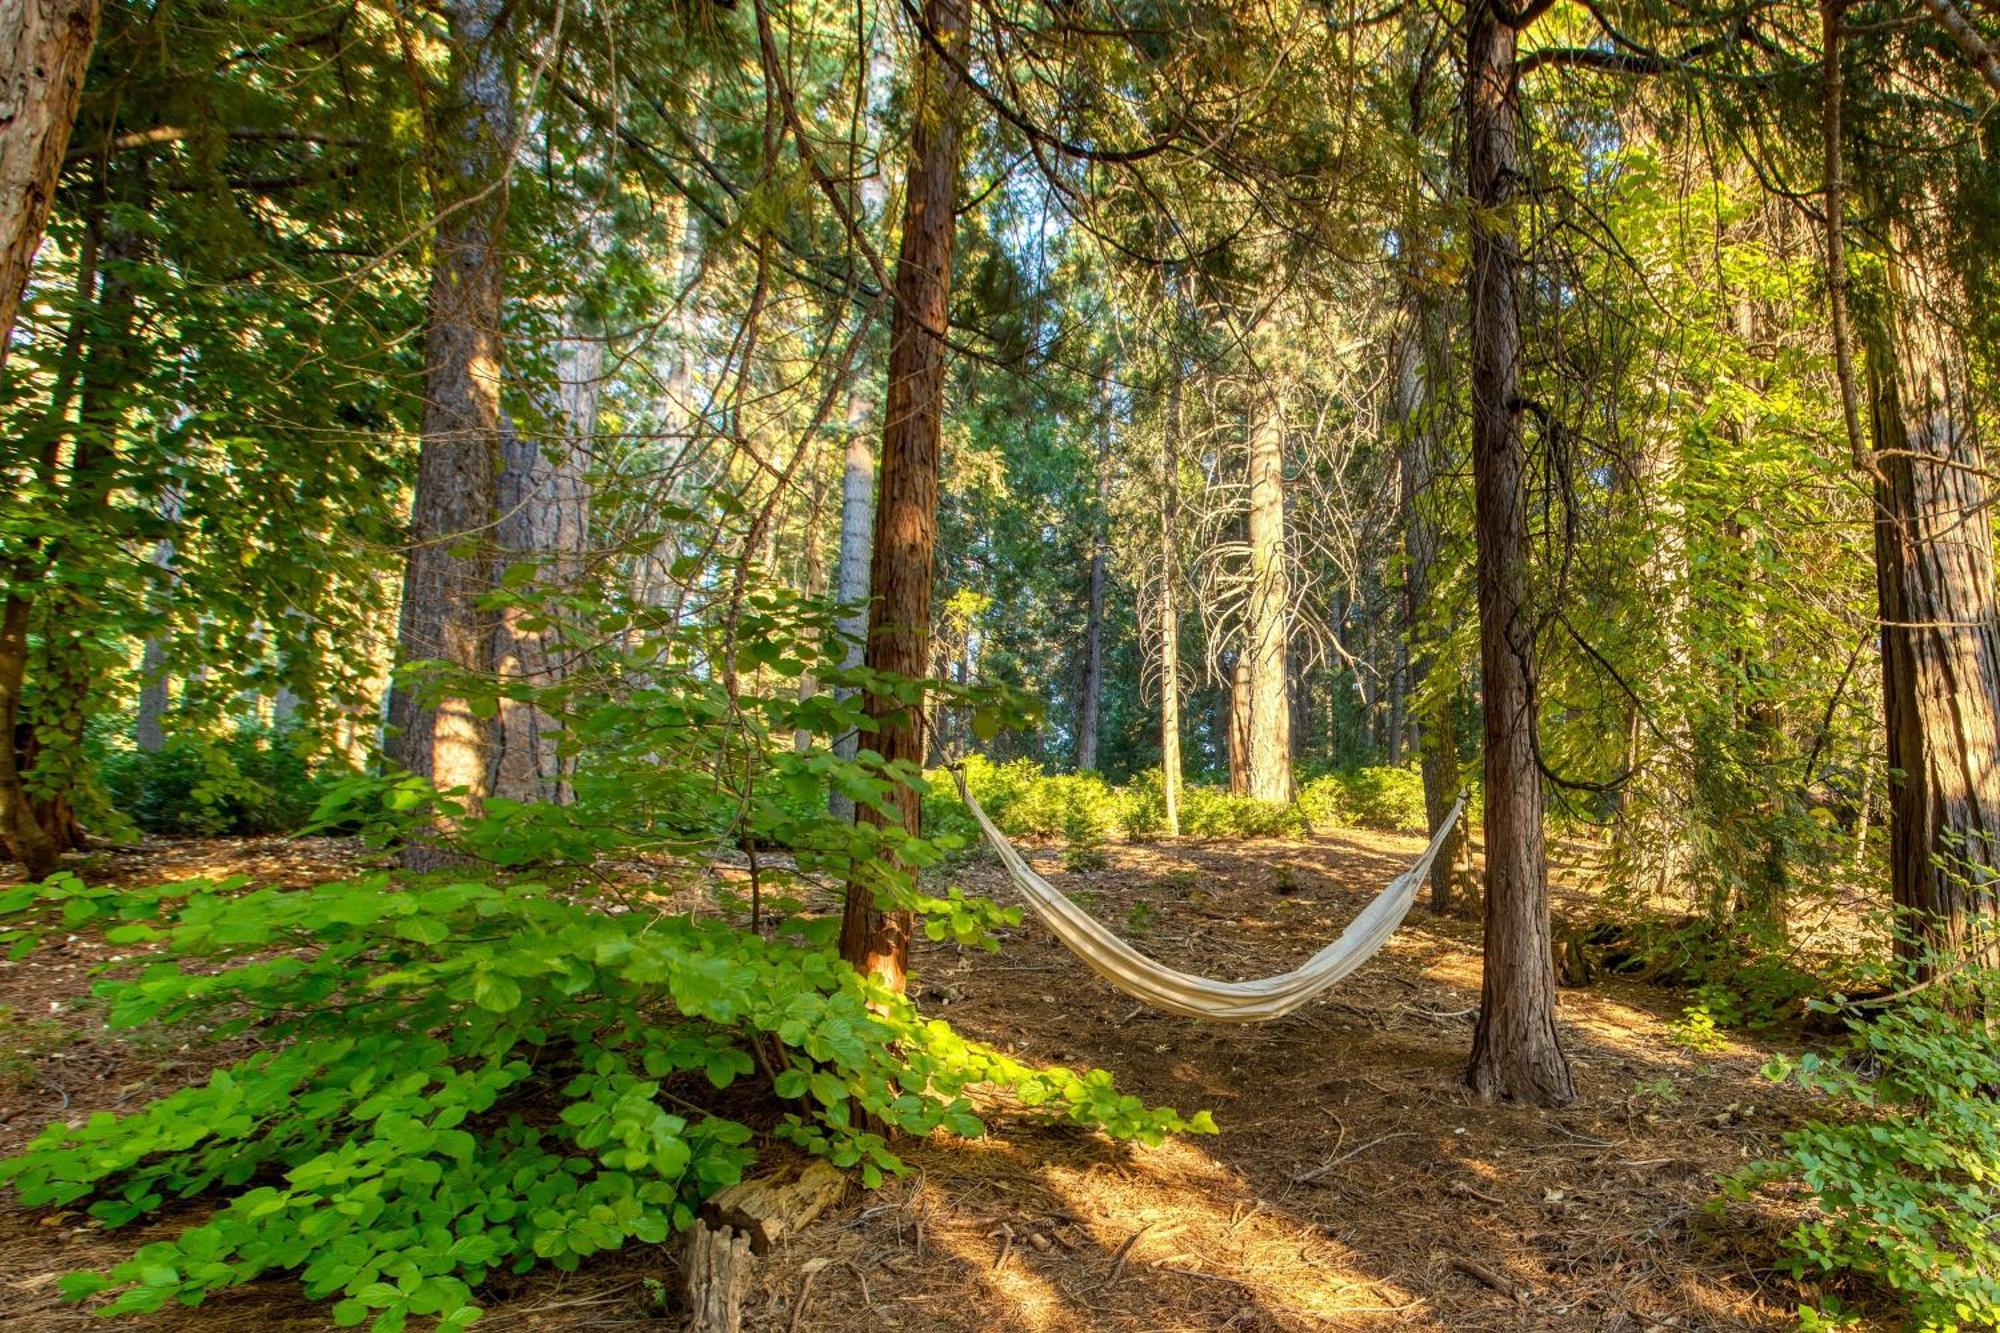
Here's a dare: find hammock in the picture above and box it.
[951,770,1467,1022]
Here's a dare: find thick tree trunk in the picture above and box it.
[1077,381,1113,771]
[1862,230,2000,974]
[1244,391,1293,803]
[1393,297,1473,912]
[838,0,969,991]
[1461,0,1573,1106]
[492,323,596,804]
[0,0,99,370]
[387,0,514,847]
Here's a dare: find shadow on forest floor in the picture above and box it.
[0,830,1867,1331]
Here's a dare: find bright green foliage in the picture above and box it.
[1728,968,2000,1331]
[1297,768,1432,835]
[0,870,1206,1329]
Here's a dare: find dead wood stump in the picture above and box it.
[681,1160,845,1332]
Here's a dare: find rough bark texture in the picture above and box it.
[1244,392,1293,804]
[387,0,514,848]
[1462,0,1573,1106]
[1863,230,2000,972]
[1077,380,1113,771]
[1160,379,1184,838]
[838,0,969,991]
[0,0,99,370]
[1392,299,1473,913]
[681,1163,844,1333]
[492,324,596,804]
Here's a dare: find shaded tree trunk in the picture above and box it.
[1244,390,1293,803]
[135,478,184,754]
[838,0,969,991]
[387,0,515,854]
[1077,379,1113,771]
[492,320,596,804]
[1461,0,1573,1106]
[1228,655,1251,797]
[828,381,878,822]
[1393,291,1473,913]
[0,0,100,370]
[1862,225,2000,974]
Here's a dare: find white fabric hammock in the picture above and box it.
[952,770,1467,1022]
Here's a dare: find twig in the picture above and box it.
[1291,1131,1414,1184]
[1102,1224,1150,1289]
[1449,1255,1525,1304]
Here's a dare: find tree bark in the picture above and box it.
[1160,378,1184,838]
[1461,0,1573,1106]
[387,0,514,849]
[1393,293,1473,913]
[1862,225,2000,974]
[1228,655,1251,797]
[492,321,596,804]
[838,0,969,991]
[1244,389,1294,803]
[0,0,100,370]
[829,382,878,822]
[1077,378,1113,771]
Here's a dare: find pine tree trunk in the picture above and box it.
[1228,656,1251,797]
[0,0,100,370]
[1862,228,2000,974]
[133,484,182,753]
[1077,382,1112,771]
[1461,0,1573,1106]
[1393,295,1472,912]
[1160,380,1184,838]
[838,0,969,991]
[387,0,514,848]
[492,322,595,804]
[1244,390,1293,803]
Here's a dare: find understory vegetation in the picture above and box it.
[2,0,1998,1323]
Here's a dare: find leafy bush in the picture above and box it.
[97,726,355,836]
[1727,964,2000,1331]
[1176,785,1305,839]
[1298,766,1430,835]
[0,871,1207,1330]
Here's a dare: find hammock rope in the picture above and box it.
[951,770,1467,1022]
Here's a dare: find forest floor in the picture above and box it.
[0,830,1875,1332]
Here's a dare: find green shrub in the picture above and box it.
[97,726,355,836]
[1727,964,2000,1331]
[1299,766,1430,834]
[1177,785,1304,839]
[0,870,1207,1330]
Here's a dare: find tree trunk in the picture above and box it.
[134,478,184,754]
[1461,0,1573,1106]
[838,0,969,991]
[827,40,894,823]
[1862,225,2000,974]
[1077,379,1113,771]
[829,382,878,822]
[1160,379,1184,838]
[1244,390,1293,803]
[1393,293,1473,913]
[492,321,596,804]
[387,0,514,850]
[0,0,100,370]
[1228,656,1251,796]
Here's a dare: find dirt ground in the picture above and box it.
[0,831,1869,1332]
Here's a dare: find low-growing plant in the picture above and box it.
[0,870,1209,1330]
[1297,766,1430,835]
[95,724,358,837]
[1725,961,2000,1332]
